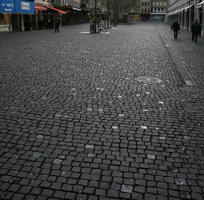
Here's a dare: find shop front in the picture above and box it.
[0,0,15,31]
[128,13,140,22]
[139,13,151,21]
[151,13,166,22]
[3,0,35,31]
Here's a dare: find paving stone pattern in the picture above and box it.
[0,23,204,200]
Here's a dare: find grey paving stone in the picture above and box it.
[0,191,13,200]
[12,193,24,200]
[107,189,119,198]
[8,184,21,192]
[87,195,98,200]
[53,191,66,199]
[0,22,204,200]
[83,187,95,194]
[19,186,32,194]
[191,192,204,200]
[41,189,54,197]
[76,194,88,200]
[64,192,76,200]
[134,186,145,193]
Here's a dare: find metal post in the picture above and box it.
[9,14,12,32]
[202,4,204,36]
[21,14,24,31]
[36,10,38,30]
[113,0,118,26]
[189,6,192,28]
[107,0,110,28]
[184,10,186,30]
[54,13,55,31]
[18,14,20,31]
[114,0,116,26]
[95,0,97,33]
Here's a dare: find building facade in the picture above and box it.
[117,0,168,22]
[86,0,109,12]
[151,0,167,21]
[118,0,140,22]
[167,0,204,35]
[140,0,151,20]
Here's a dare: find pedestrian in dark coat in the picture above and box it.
[171,21,180,39]
[55,20,60,33]
[191,20,201,43]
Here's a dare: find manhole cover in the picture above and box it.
[135,76,162,84]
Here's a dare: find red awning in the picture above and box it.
[47,6,67,14]
[35,5,47,11]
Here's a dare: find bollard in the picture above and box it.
[90,23,96,34]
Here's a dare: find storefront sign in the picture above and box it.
[0,0,34,14]
[0,0,15,13]
[21,2,30,10]
[15,0,34,14]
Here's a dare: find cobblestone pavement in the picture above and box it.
[0,22,204,200]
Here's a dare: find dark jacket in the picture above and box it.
[55,20,60,28]
[171,22,180,31]
[191,22,201,34]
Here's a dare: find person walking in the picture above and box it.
[171,21,180,39]
[55,19,60,33]
[191,20,201,43]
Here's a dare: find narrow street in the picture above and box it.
[0,23,204,200]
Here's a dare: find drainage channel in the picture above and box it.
[156,28,195,87]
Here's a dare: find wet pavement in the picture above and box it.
[0,22,204,200]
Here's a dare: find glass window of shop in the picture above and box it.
[0,13,9,25]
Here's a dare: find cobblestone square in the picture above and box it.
[0,23,204,200]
